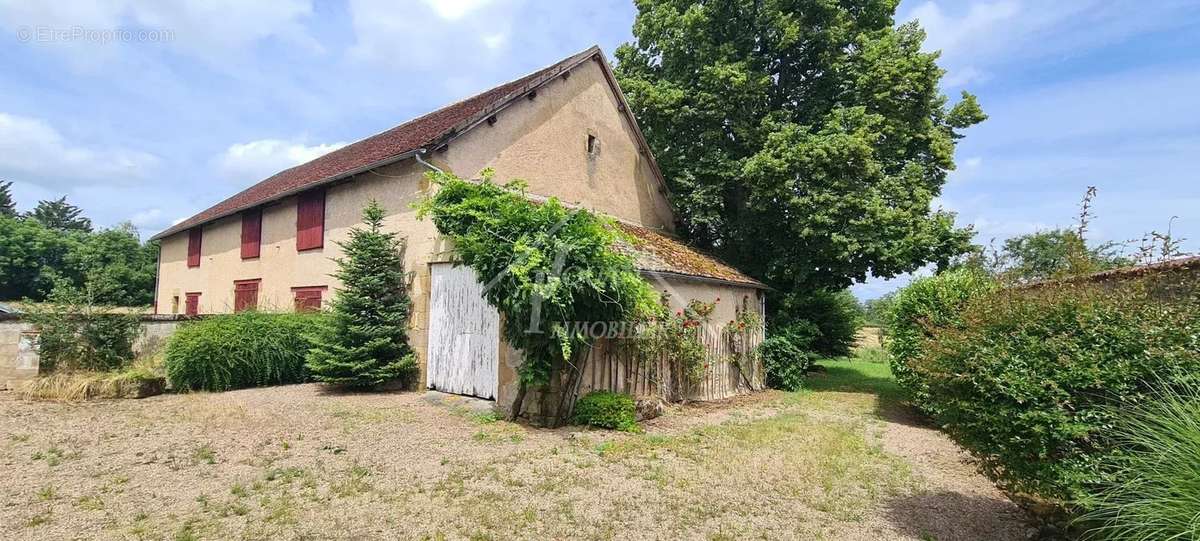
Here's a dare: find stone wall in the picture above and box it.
[0,314,188,390]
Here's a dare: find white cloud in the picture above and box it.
[129,207,161,227]
[908,0,1021,54]
[0,112,159,188]
[948,155,982,184]
[0,0,319,67]
[216,139,347,184]
[420,0,495,21]
[900,1,1200,88]
[482,32,507,50]
[347,0,516,70]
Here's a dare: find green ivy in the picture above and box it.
[416,170,661,391]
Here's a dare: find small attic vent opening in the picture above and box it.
[587,134,598,156]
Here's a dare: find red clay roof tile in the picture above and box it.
[618,223,766,288]
[154,46,600,240]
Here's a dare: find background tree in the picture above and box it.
[29,196,92,232]
[0,215,80,299]
[306,200,416,388]
[997,229,1126,283]
[615,0,984,345]
[66,223,159,305]
[0,212,157,304]
[861,292,896,328]
[0,180,16,217]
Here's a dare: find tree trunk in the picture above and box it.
[508,381,527,422]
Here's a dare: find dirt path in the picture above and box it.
[0,380,1030,540]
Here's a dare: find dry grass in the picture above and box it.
[0,365,1030,540]
[16,355,165,401]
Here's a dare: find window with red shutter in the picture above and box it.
[185,292,201,316]
[292,286,326,313]
[234,279,260,312]
[296,189,325,251]
[241,209,262,259]
[187,228,203,267]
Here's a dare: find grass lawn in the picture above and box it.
[0,349,1028,540]
[806,350,905,406]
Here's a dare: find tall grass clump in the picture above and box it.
[1080,386,1200,540]
[165,311,326,392]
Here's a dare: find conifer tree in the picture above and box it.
[29,196,92,232]
[0,180,16,217]
[306,200,416,388]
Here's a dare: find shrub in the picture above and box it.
[911,282,1200,507]
[165,312,325,392]
[25,283,142,373]
[759,335,815,391]
[573,391,638,431]
[887,267,995,412]
[306,200,416,388]
[772,289,863,356]
[1080,386,1200,540]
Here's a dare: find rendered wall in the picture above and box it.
[495,276,766,422]
[155,56,704,394]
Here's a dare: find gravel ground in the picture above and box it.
[0,382,1030,540]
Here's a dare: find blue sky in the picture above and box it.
[1,1,1197,299]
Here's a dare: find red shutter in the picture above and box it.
[241,209,262,259]
[234,280,260,312]
[185,292,201,316]
[292,286,326,313]
[187,228,203,267]
[296,190,325,251]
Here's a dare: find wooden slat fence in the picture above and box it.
[564,323,764,411]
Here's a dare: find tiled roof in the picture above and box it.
[153,46,602,240]
[618,223,767,289]
[1019,255,1200,289]
[150,44,762,290]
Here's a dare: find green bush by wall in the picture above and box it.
[758,335,815,391]
[886,268,996,413]
[165,312,326,392]
[898,279,1200,508]
[573,391,639,432]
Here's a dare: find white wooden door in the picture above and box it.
[427,263,500,399]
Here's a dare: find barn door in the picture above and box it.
[427,264,500,399]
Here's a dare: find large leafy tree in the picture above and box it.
[0,214,156,304]
[0,215,80,299]
[615,0,984,294]
[29,196,93,232]
[306,200,416,388]
[67,222,160,305]
[0,180,16,217]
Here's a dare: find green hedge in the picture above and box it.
[573,391,638,432]
[165,312,327,392]
[896,278,1200,507]
[759,335,815,391]
[887,268,995,413]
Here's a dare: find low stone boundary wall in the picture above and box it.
[0,314,191,390]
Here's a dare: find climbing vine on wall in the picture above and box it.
[416,170,661,418]
[634,298,714,386]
